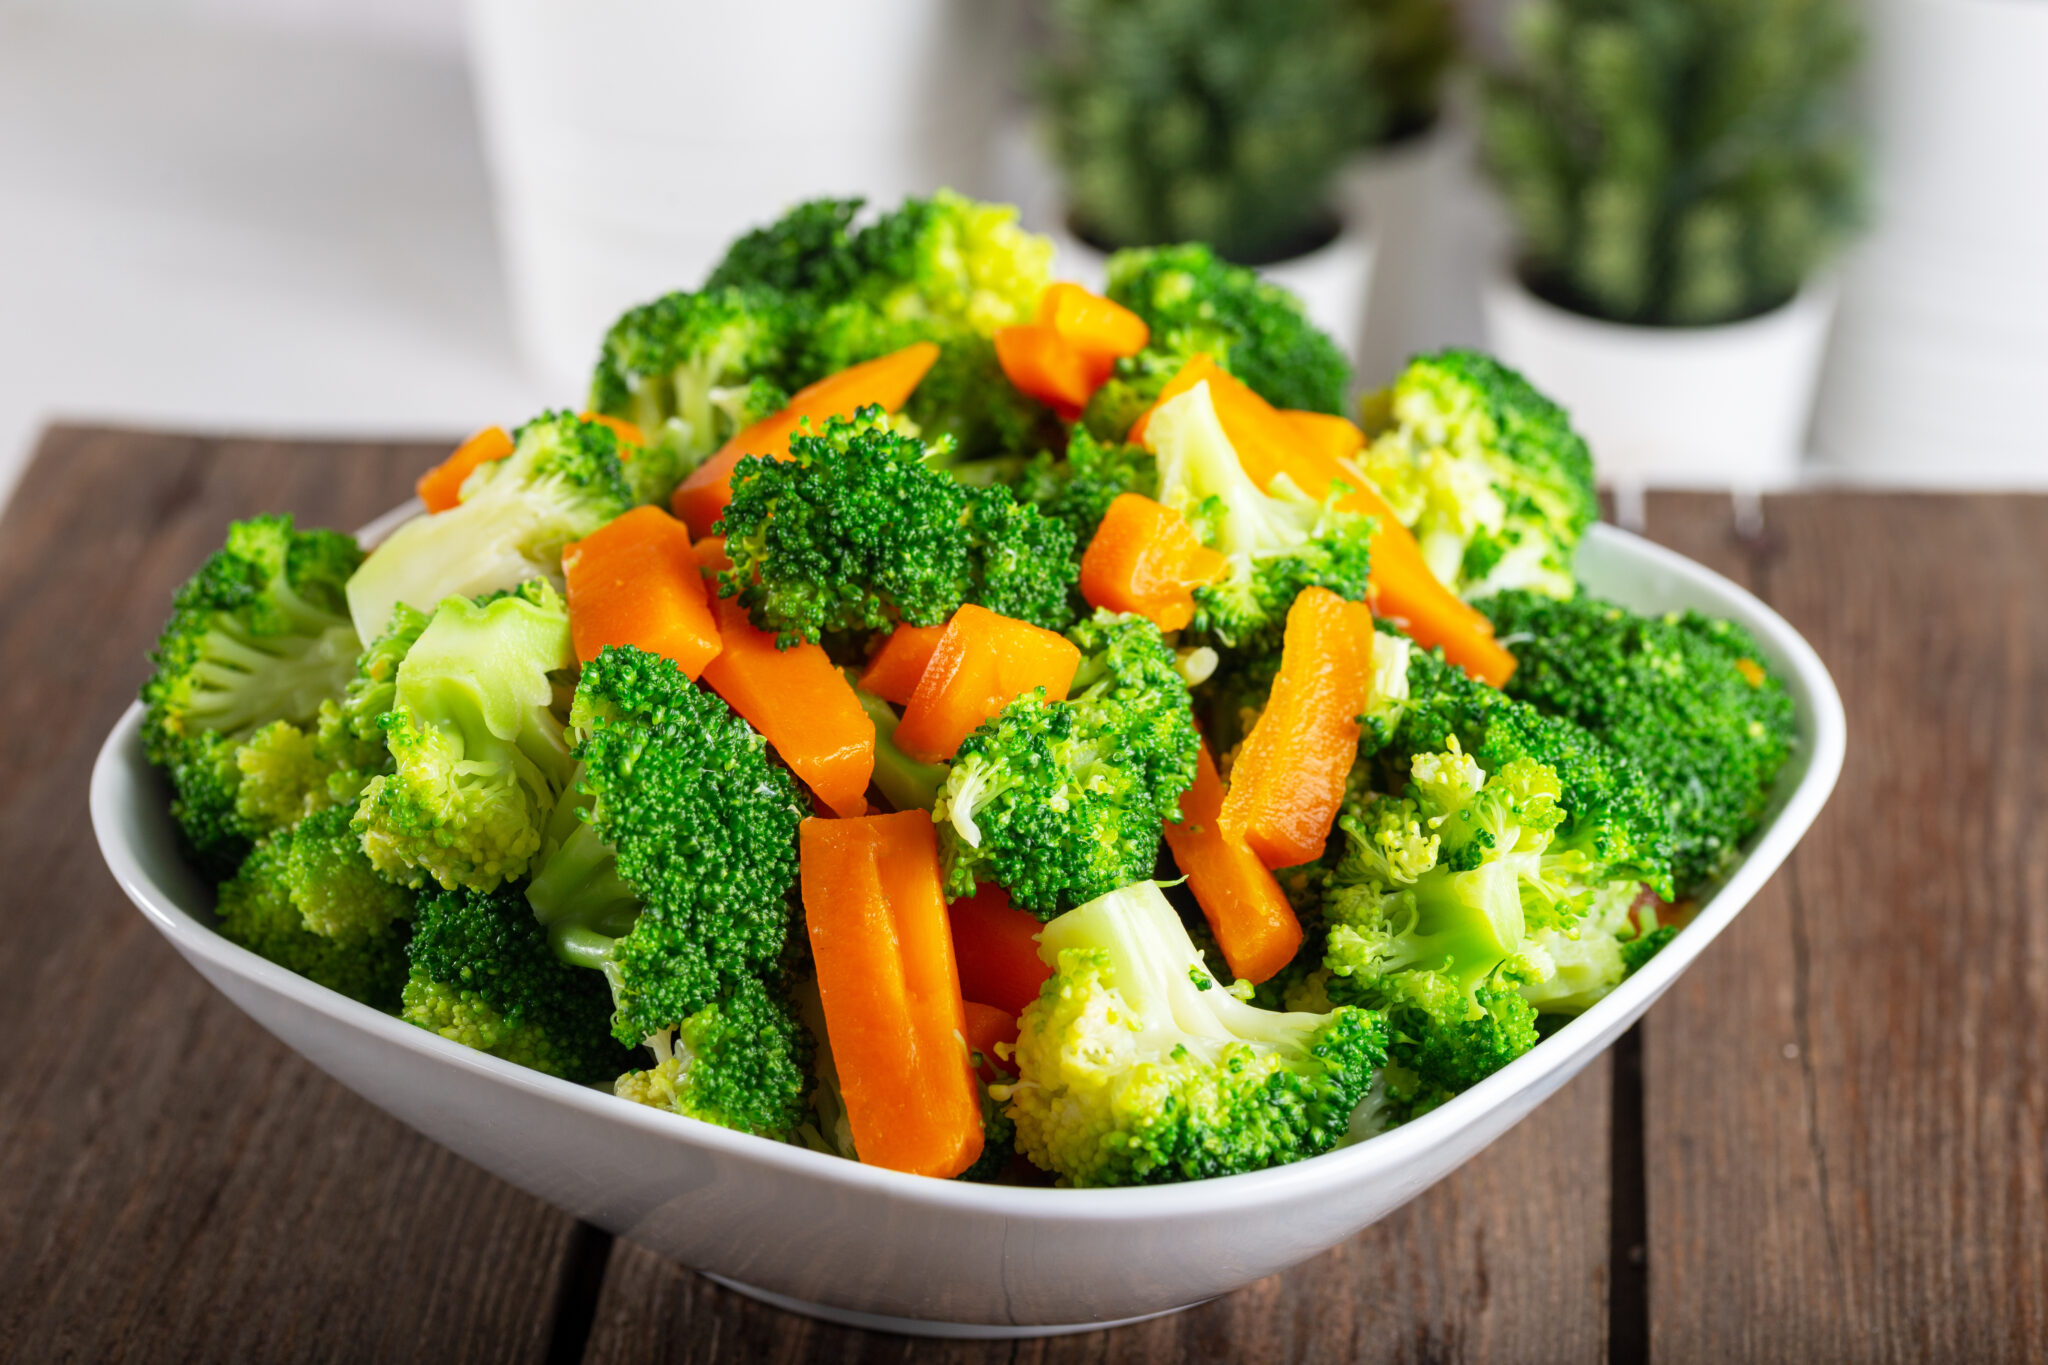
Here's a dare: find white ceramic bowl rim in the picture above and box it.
[92,518,1844,1219]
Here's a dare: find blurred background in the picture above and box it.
[2,0,2042,512]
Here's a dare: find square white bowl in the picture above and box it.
[89,521,1843,1337]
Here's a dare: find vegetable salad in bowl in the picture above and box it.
[136,193,1795,1189]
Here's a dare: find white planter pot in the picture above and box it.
[464,0,1009,393]
[1809,0,2048,486]
[1045,214,1375,368]
[1338,121,1460,388]
[1481,269,1837,490]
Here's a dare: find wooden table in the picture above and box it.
[2,427,2041,1364]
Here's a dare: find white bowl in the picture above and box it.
[89,521,1844,1338]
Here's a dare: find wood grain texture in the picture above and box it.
[577,1058,1612,1365]
[1640,493,2048,1362]
[0,426,582,1365]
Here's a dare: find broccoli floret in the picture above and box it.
[401,884,632,1083]
[525,645,809,1049]
[1478,589,1799,894]
[613,976,812,1140]
[717,407,1077,645]
[1103,244,1350,415]
[1000,882,1386,1187]
[586,286,800,504]
[936,611,1198,918]
[1008,427,1157,556]
[215,820,411,1009]
[345,411,633,643]
[1518,882,1667,1017]
[703,196,864,300]
[353,581,576,893]
[141,515,365,874]
[1359,350,1597,599]
[311,599,432,803]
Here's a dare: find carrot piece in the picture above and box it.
[1078,492,1230,631]
[1038,282,1149,362]
[1162,741,1304,983]
[1280,408,1366,464]
[948,882,1052,1018]
[699,590,874,818]
[561,505,722,678]
[416,426,513,514]
[1220,587,1378,869]
[579,411,645,450]
[858,621,950,706]
[1335,482,1517,688]
[671,341,941,538]
[800,812,984,1178]
[994,323,1102,419]
[893,605,1083,764]
[961,1001,1020,1085]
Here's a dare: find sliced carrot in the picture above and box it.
[858,621,949,706]
[579,411,645,450]
[948,882,1052,1018]
[1161,740,1303,983]
[700,589,874,818]
[671,341,941,538]
[1280,408,1366,464]
[893,605,1083,764]
[800,811,984,1178]
[560,505,721,678]
[994,323,1101,419]
[1038,282,1149,362]
[416,426,513,514]
[961,1001,1019,1085]
[1078,492,1230,632]
[1220,587,1378,869]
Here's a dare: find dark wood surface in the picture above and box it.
[1,426,2039,1363]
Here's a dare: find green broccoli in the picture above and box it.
[1359,350,1597,600]
[1477,589,1798,894]
[345,411,633,643]
[586,286,799,504]
[853,686,950,815]
[703,196,864,300]
[613,975,813,1140]
[935,611,1198,917]
[716,407,1077,646]
[353,581,576,893]
[310,599,432,805]
[1007,427,1158,557]
[1000,881,1387,1187]
[141,515,365,875]
[1103,243,1351,415]
[1519,882,1669,1017]
[525,645,809,1052]
[401,884,633,1083]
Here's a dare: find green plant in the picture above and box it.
[1040,0,1367,263]
[1341,0,1460,147]
[1482,0,1863,326]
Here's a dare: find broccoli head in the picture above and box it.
[345,410,632,643]
[215,814,412,1010]
[1103,243,1351,415]
[1008,427,1158,556]
[1477,589,1798,895]
[353,581,576,893]
[1359,350,1597,600]
[717,407,1077,646]
[526,644,809,1047]
[936,611,1198,917]
[613,975,812,1140]
[1001,881,1387,1187]
[703,196,864,300]
[401,884,633,1083]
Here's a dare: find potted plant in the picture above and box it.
[1037,0,1377,357]
[1478,0,1864,488]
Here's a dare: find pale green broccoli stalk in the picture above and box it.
[402,884,635,1084]
[613,976,813,1140]
[345,411,633,643]
[1000,882,1387,1187]
[853,686,949,815]
[353,581,576,893]
[1358,350,1597,600]
[215,815,413,1010]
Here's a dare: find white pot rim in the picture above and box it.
[1483,263,1839,345]
[1057,205,1371,272]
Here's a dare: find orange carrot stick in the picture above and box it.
[961,1001,1020,1085]
[893,605,1083,764]
[1280,408,1366,464]
[948,882,1052,1018]
[579,411,645,450]
[857,621,949,706]
[1078,492,1230,631]
[1220,587,1378,869]
[699,586,875,819]
[561,505,722,678]
[993,323,1101,419]
[800,811,984,1178]
[672,341,940,538]
[416,425,513,514]
[1038,282,1149,362]
[1161,741,1304,983]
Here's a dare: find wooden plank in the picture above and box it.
[578,1058,1612,1365]
[1641,492,2048,1360]
[0,426,585,1364]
